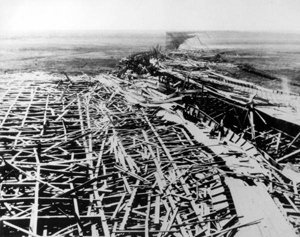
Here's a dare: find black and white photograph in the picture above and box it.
[0,0,300,236]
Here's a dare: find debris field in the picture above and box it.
[0,49,300,237]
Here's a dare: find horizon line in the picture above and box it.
[1,28,300,34]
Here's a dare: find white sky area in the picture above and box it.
[0,0,299,32]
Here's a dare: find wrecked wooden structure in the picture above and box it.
[0,47,300,237]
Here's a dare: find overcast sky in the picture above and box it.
[0,0,299,32]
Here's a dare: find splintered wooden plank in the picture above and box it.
[286,132,300,149]
[41,94,50,136]
[154,195,161,224]
[70,181,83,236]
[165,206,179,233]
[77,94,91,158]
[112,229,179,234]
[117,149,127,170]
[55,173,114,198]
[157,208,171,237]
[85,102,93,154]
[85,94,111,236]
[122,176,132,194]
[3,221,42,237]
[56,97,77,121]
[275,133,281,154]
[145,192,152,237]
[42,130,92,153]
[15,89,37,149]
[154,172,190,237]
[145,115,205,228]
[119,180,140,230]
[118,140,140,173]
[29,148,40,237]
[69,154,83,236]
[111,193,127,221]
[4,157,65,194]
[114,165,149,183]
[94,130,107,178]
[283,193,300,213]
[10,205,35,218]
[49,224,77,237]
[278,148,300,163]
[55,109,69,122]
[111,221,118,237]
[93,188,111,237]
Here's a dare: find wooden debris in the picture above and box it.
[0,47,300,236]
[0,73,239,236]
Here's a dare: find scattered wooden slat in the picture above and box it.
[2,57,296,237]
[120,180,140,230]
[3,220,43,237]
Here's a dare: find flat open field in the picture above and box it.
[0,30,166,75]
[1,30,300,93]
